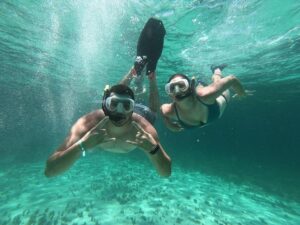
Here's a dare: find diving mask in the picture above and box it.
[105,94,135,114]
[165,78,190,96]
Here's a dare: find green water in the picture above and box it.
[1,0,300,224]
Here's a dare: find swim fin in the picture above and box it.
[210,64,228,73]
[134,17,166,75]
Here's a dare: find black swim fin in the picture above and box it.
[134,17,166,75]
[210,64,228,73]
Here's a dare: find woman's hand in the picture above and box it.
[169,121,184,132]
[232,89,256,99]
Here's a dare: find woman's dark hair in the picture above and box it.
[167,73,190,83]
[167,74,196,99]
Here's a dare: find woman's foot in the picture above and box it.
[210,64,227,73]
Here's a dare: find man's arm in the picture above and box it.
[141,122,172,177]
[45,123,85,177]
[130,119,172,177]
[196,75,246,104]
[45,111,104,177]
[45,136,82,177]
[146,143,171,177]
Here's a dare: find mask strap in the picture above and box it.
[102,85,111,115]
[191,76,195,86]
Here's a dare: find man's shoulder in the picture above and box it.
[132,113,158,139]
[86,109,104,118]
[75,109,105,127]
[132,112,150,124]
[132,113,155,130]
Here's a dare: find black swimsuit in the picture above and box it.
[173,94,227,129]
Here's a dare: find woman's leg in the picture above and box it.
[211,65,230,117]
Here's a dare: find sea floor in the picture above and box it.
[0,153,299,225]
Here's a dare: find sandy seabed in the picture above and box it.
[0,153,299,225]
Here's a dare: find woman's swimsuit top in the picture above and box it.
[173,98,220,129]
[173,80,226,129]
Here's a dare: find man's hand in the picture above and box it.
[125,121,157,153]
[80,117,115,149]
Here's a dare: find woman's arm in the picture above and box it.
[196,75,246,103]
[160,104,183,132]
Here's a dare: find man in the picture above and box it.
[45,84,171,177]
[45,18,171,177]
[161,65,252,132]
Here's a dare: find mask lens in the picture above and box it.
[123,101,131,111]
[177,81,188,91]
[170,83,176,92]
[165,78,189,95]
[105,95,134,113]
[109,99,118,111]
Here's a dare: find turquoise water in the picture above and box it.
[1,0,300,224]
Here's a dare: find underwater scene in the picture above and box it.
[1,0,300,224]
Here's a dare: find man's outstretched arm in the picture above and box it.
[45,111,104,177]
[130,120,172,177]
[147,143,172,177]
[45,128,83,177]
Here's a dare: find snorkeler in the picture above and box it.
[45,84,171,177]
[45,18,171,177]
[160,65,253,132]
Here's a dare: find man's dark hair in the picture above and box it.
[104,84,135,100]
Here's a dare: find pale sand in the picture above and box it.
[0,152,299,225]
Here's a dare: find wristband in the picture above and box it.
[78,140,86,157]
[149,145,160,155]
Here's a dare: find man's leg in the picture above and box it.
[119,67,135,86]
[148,72,160,113]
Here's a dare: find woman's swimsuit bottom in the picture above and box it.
[134,103,156,125]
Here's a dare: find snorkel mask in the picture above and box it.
[102,84,135,126]
[105,94,135,114]
[165,74,195,100]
